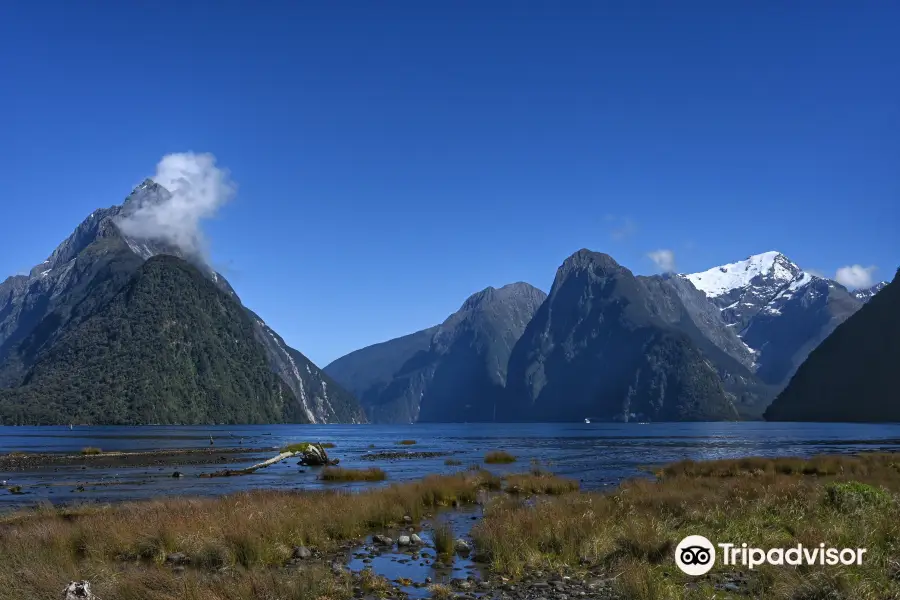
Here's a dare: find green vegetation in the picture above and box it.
[7,486,22,494]
[80,447,102,455]
[397,439,417,445]
[431,521,454,556]
[444,458,462,466]
[282,442,314,453]
[0,256,308,426]
[484,450,516,464]
[473,453,900,599]
[320,442,337,449]
[319,467,387,482]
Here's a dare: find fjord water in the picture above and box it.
[3,422,900,509]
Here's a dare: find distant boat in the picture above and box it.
[584,418,591,424]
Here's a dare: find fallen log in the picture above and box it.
[199,443,338,478]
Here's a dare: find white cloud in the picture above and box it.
[805,268,826,278]
[647,249,676,273]
[834,264,878,289]
[116,152,235,260]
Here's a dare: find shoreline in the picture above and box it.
[0,446,274,471]
[1,452,897,599]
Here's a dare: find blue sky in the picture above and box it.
[1,1,897,365]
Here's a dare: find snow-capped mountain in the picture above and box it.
[0,180,364,424]
[852,281,888,303]
[682,251,866,387]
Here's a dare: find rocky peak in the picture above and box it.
[556,249,629,284]
[460,282,546,312]
[120,179,172,216]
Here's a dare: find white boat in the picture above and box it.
[584,418,591,424]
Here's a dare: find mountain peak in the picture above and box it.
[683,251,801,298]
[559,249,624,277]
[461,282,545,312]
[121,179,171,215]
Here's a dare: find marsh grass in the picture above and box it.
[0,470,501,599]
[484,451,516,464]
[320,467,387,482]
[80,447,102,455]
[432,522,455,556]
[504,472,579,495]
[427,583,453,599]
[282,442,315,453]
[473,453,900,599]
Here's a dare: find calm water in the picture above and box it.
[3,422,900,509]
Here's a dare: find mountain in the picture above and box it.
[764,269,900,422]
[0,256,306,425]
[326,283,546,423]
[682,251,864,386]
[502,250,747,422]
[324,326,438,408]
[0,180,364,425]
[852,282,888,302]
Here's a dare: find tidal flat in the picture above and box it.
[2,453,899,600]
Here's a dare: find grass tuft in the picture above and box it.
[504,472,579,495]
[397,440,417,446]
[80,447,102,455]
[432,521,454,556]
[484,450,516,464]
[444,458,463,466]
[319,467,386,482]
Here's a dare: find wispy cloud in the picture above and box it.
[605,215,637,241]
[834,264,878,289]
[116,152,236,260]
[647,249,676,273]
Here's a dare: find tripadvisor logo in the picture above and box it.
[675,535,867,575]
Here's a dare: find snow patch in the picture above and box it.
[683,251,794,298]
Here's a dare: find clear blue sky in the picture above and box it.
[1,1,897,365]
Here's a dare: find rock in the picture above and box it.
[455,538,472,553]
[373,534,393,546]
[291,546,312,559]
[410,533,423,545]
[398,535,411,546]
[402,515,412,524]
[165,552,189,565]
[62,581,94,599]
[171,471,183,478]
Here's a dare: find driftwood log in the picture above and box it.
[200,443,338,478]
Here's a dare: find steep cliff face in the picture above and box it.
[326,283,546,423]
[764,269,900,423]
[502,250,741,422]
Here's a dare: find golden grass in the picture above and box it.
[473,453,900,599]
[319,467,387,482]
[397,440,417,446]
[0,470,501,599]
[427,583,453,599]
[80,447,102,455]
[484,450,516,464]
[432,521,454,556]
[504,472,579,495]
